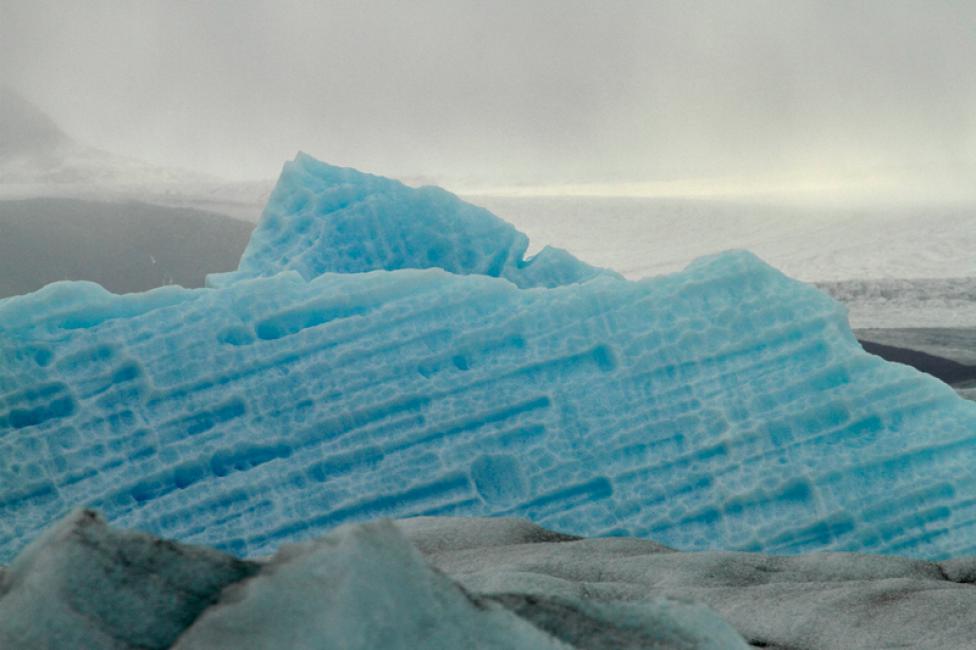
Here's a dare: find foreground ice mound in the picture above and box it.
[0,512,748,650]
[408,516,976,650]
[173,519,577,650]
[2,154,976,563]
[0,510,256,649]
[7,512,976,650]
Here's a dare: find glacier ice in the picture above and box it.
[817,277,976,329]
[171,519,573,650]
[2,153,976,564]
[0,511,750,650]
[0,509,256,649]
[407,516,976,650]
[8,510,976,650]
[475,195,976,284]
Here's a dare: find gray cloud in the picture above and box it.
[2,0,974,196]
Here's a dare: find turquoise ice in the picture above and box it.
[209,153,613,289]
[2,153,975,562]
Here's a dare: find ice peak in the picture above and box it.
[209,152,615,288]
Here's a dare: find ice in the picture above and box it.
[176,519,639,650]
[0,511,749,650]
[2,153,976,564]
[406,516,976,650]
[0,509,256,649]
[173,519,572,650]
[474,195,976,284]
[209,152,612,289]
[817,277,976,329]
[7,511,976,650]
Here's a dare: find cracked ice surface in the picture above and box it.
[2,153,976,563]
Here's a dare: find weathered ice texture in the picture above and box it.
[0,512,749,650]
[5,512,976,650]
[0,509,257,649]
[171,520,574,650]
[407,517,976,650]
[2,154,976,564]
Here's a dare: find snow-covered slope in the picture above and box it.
[2,154,976,564]
[174,520,580,650]
[0,87,269,221]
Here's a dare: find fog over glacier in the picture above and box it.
[2,0,975,201]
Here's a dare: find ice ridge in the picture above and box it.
[208,152,613,289]
[2,153,976,563]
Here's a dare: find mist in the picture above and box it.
[2,0,974,201]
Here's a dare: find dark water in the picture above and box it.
[857,328,976,400]
[0,197,254,297]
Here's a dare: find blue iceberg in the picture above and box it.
[2,153,975,563]
[209,153,613,289]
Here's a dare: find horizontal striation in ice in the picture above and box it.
[2,154,976,563]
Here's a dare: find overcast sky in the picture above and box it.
[2,0,974,198]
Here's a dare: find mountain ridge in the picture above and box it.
[0,86,69,157]
[0,86,270,221]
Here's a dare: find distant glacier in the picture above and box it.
[2,152,975,563]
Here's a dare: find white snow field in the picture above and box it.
[2,153,976,569]
[817,277,976,329]
[6,511,976,650]
[474,194,976,284]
